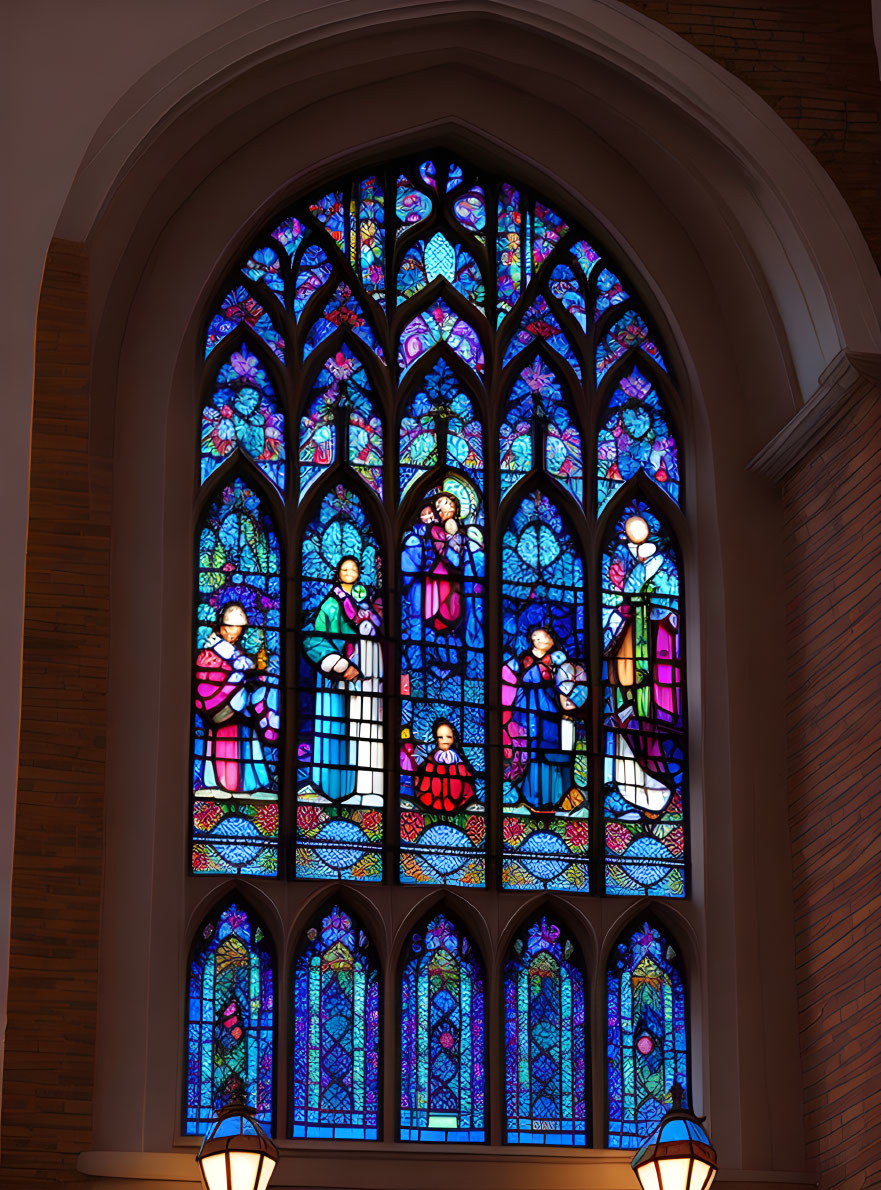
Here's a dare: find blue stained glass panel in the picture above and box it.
[296,486,384,881]
[299,349,383,498]
[193,480,280,876]
[497,183,523,322]
[291,906,380,1139]
[243,245,284,295]
[596,311,666,380]
[400,475,486,886]
[501,493,589,891]
[310,190,346,250]
[503,294,581,378]
[500,359,582,502]
[505,918,587,1145]
[205,286,285,362]
[399,302,484,375]
[397,236,484,309]
[400,915,485,1141]
[532,201,568,269]
[602,501,684,897]
[597,370,679,510]
[607,922,687,1148]
[356,175,386,308]
[303,280,383,361]
[201,344,285,491]
[293,243,333,319]
[185,903,274,1134]
[396,173,433,234]
[452,187,486,234]
[399,359,483,498]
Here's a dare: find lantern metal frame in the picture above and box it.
[196,1103,279,1190]
[631,1085,718,1190]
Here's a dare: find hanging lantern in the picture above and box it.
[196,1105,278,1190]
[631,1084,718,1190]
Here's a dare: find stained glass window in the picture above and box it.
[504,917,588,1145]
[296,485,384,881]
[291,905,380,1139]
[602,502,685,896]
[194,151,687,897]
[501,493,589,890]
[185,901,274,1134]
[607,921,687,1148]
[192,480,281,876]
[399,914,485,1141]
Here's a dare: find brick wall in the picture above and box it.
[0,241,108,1185]
[621,1,881,271]
[784,386,881,1190]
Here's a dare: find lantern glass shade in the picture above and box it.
[196,1109,278,1190]
[632,1114,717,1190]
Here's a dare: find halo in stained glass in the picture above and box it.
[185,901,274,1134]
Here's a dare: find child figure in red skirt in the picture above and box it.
[414,719,476,813]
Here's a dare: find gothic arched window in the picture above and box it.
[185,901,275,1134]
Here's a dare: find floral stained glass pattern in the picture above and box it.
[399,359,483,498]
[205,286,285,362]
[291,906,380,1139]
[500,359,582,502]
[193,481,281,876]
[201,345,285,491]
[296,486,384,881]
[505,919,587,1145]
[400,915,485,1141]
[602,502,685,896]
[299,349,383,497]
[185,903,274,1134]
[597,370,679,510]
[607,922,687,1148]
[502,494,589,890]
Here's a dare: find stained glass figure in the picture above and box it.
[505,918,588,1145]
[399,302,484,375]
[193,480,281,876]
[602,502,685,896]
[205,286,285,362]
[185,902,274,1134]
[400,914,485,1141]
[596,311,666,380]
[501,494,589,891]
[399,475,486,886]
[299,349,383,498]
[201,344,285,491]
[303,280,382,360]
[607,921,688,1148]
[296,485,383,881]
[500,358,582,502]
[504,294,581,378]
[597,371,679,511]
[399,360,483,498]
[291,905,380,1139]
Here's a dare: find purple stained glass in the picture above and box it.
[399,301,484,375]
[597,370,679,510]
[396,173,433,233]
[607,922,688,1148]
[505,918,587,1144]
[300,349,383,497]
[533,200,568,269]
[400,915,485,1141]
[291,906,380,1139]
[185,902,274,1134]
[497,183,523,322]
[205,286,285,362]
[602,501,684,897]
[356,175,385,308]
[303,280,383,360]
[500,358,582,501]
[201,345,285,491]
[452,187,486,234]
[272,215,309,260]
